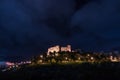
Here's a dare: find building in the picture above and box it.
[47,45,71,56]
[61,45,71,52]
[47,45,60,55]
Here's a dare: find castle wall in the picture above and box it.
[47,45,71,55]
[47,45,60,55]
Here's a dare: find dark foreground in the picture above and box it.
[0,62,120,80]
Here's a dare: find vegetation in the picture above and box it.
[1,51,119,80]
[0,62,120,80]
[31,51,119,64]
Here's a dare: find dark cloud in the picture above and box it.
[0,0,120,60]
[0,0,76,59]
[71,0,120,51]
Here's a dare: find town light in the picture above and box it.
[39,60,43,63]
[40,55,43,58]
[65,57,68,60]
[91,57,94,60]
[110,56,113,59]
[6,62,14,66]
[87,54,90,57]
[55,53,59,56]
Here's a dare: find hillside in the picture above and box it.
[0,62,120,80]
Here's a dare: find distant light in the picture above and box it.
[87,54,90,57]
[39,60,43,63]
[16,65,19,67]
[6,62,14,66]
[111,57,118,62]
[26,61,31,64]
[78,57,80,60]
[2,69,7,72]
[110,56,113,59]
[40,55,43,58]
[91,57,94,60]
[55,53,59,56]
[65,57,68,60]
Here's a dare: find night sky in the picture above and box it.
[0,0,120,60]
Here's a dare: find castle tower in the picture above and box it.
[67,45,71,52]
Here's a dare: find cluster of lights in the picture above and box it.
[40,55,43,58]
[6,62,14,66]
[16,61,31,65]
[110,56,118,62]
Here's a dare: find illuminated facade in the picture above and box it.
[61,45,71,52]
[47,45,71,55]
[47,45,60,55]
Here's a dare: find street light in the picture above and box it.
[55,53,59,56]
[65,57,68,60]
[40,55,43,58]
[87,54,90,57]
[91,57,94,60]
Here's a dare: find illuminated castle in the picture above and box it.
[47,45,71,55]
